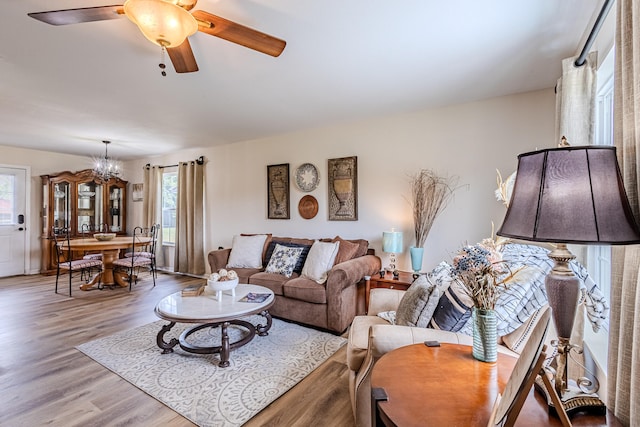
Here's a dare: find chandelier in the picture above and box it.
[94,140,121,180]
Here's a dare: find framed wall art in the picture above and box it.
[328,156,358,221]
[267,163,290,219]
[132,183,144,202]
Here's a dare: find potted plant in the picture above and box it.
[408,169,458,275]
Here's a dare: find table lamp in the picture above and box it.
[497,145,640,416]
[382,229,403,275]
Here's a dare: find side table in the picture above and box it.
[370,343,621,427]
[365,270,414,313]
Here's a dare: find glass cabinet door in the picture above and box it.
[52,181,70,233]
[108,184,123,232]
[77,181,103,234]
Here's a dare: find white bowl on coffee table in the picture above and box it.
[206,278,239,300]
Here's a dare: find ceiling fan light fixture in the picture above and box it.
[124,0,198,47]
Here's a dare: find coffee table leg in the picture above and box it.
[157,321,179,354]
[256,310,272,336]
[220,322,230,368]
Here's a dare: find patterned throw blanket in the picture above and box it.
[457,243,609,337]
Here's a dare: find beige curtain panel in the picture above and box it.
[174,160,205,275]
[609,0,640,425]
[555,51,597,146]
[143,165,164,268]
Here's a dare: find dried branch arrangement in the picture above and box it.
[410,169,459,248]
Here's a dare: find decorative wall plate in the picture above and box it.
[295,163,320,192]
[298,195,319,219]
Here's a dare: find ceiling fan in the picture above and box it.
[27,0,286,74]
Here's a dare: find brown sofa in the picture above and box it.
[208,235,381,334]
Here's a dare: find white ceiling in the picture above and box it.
[0,0,602,160]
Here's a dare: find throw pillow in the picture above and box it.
[301,241,340,284]
[396,275,441,328]
[226,234,268,269]
[265,244,304,278]
[377,311,397,325]
[426,261,455,293]
[332,236,360,265]
[264,240,312,273]
[429,277,474,332]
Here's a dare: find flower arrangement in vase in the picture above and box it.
[408,169,458,275]
[451,237,520,362]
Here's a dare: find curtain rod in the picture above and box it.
[574,0,614,67]
[145,156,205,169]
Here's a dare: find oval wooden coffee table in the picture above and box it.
[154,284,274,367]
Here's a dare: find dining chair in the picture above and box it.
[124,224,159,279]
[487,305,570,427]
[80,224,103,280]
[112,226,155,291]
[52,227,103,296]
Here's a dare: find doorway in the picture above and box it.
[0,166,29,277]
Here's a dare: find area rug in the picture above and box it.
[76,316,346,427]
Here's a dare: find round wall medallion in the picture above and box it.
[295,163,320,192]
[298,195,319,219]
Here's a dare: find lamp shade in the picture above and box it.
[124,0,198,47]
[382,231,403,253]
[497,146,640,245]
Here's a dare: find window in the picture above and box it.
[587,48,614,333]
[162,171,177,245]
[0,174,16,225]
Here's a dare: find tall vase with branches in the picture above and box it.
[409,169,458,274]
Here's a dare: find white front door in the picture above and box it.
[0,166,28,277]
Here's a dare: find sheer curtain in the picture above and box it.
[609,0,640,424]
[143,165,164,268]
[555,51,598,381]
[174,160,205,275]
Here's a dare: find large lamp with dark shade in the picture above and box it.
[497,145,640,415]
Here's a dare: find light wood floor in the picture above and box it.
[0,272,356,426]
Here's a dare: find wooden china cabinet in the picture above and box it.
[40,169,128,274]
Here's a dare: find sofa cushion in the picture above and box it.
[282,277,327,304]
[231,267,263,285]
[265,244,304,278]
[301,241,339,284]
[248,271,294,295]
[395,275,441,328]
[264,240,312,273]
[429,278,473,332]
[227,234,268,268]
[332,236,361,265]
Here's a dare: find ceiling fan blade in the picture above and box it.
[167,39,199,73]
[192,10,286,57]
[28,5,124,26]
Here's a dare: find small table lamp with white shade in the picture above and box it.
[382,229,403,276]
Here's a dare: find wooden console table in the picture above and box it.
[371,343,621,426]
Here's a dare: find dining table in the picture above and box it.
[58,235,152,290]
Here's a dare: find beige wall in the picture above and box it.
[1,88,554,274]
[124,88,555,274]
